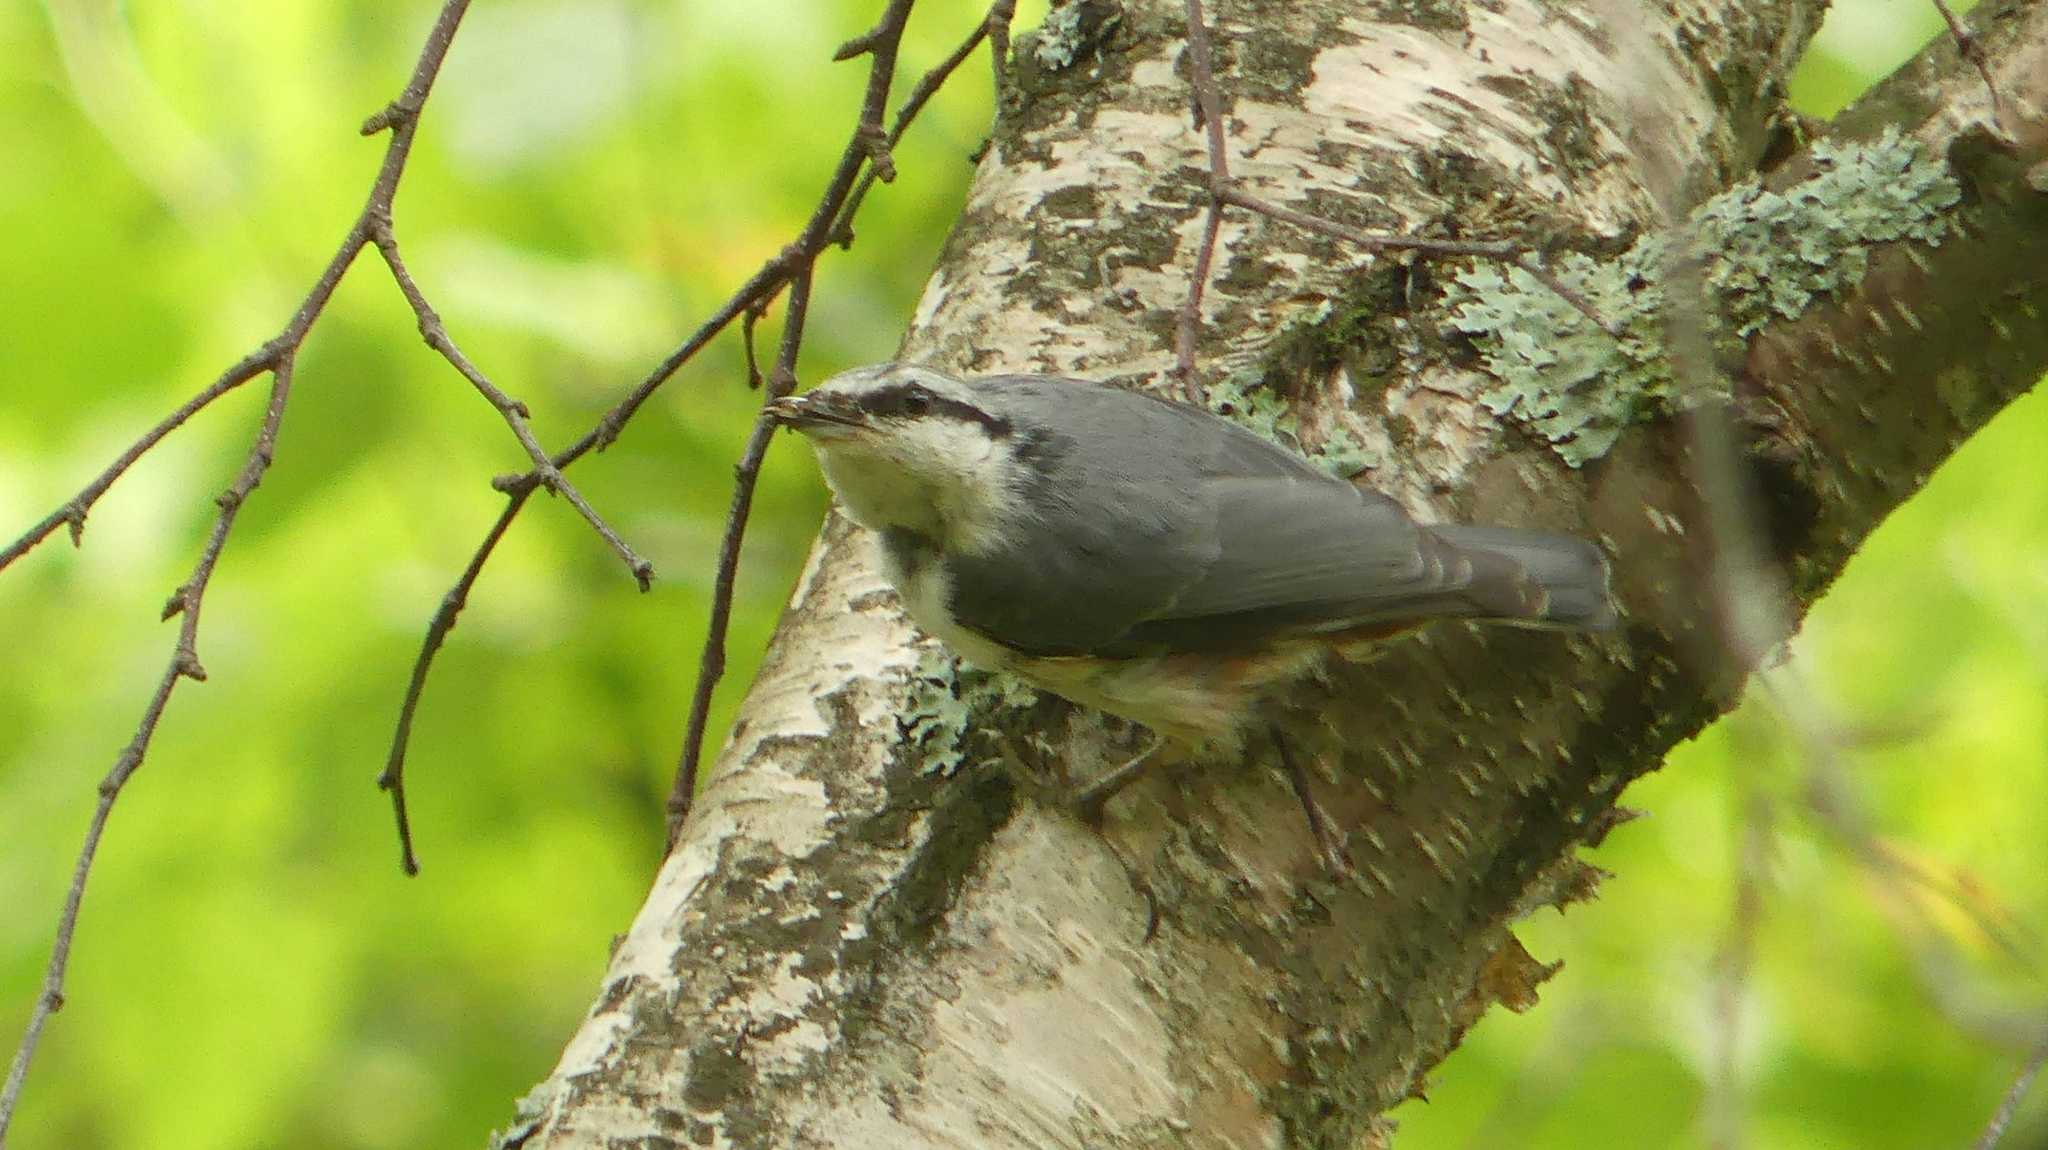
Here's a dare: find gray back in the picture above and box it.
[938,377,1519,657]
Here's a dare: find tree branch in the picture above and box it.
[517,0,2048,1142]
[1,0,510,1134]
[503,0,2048,1138]
[1169,0,1616,391]
[368,218,654,589]
[1974,1033,2048,1150]
[661,0,1013,838]
[379,0,1016,867]
[1929,0,2007,128]
[0,347,272,572]
[0,358,295,1143]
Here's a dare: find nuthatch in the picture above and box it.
[768,364,1614,823]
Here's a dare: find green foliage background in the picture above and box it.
[0,1,2038,1147]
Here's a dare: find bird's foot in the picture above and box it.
[1066,737,1166,940]
[1069,737,1165,827]
[1271,724,1354,877]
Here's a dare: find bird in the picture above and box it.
[767,363,1615,850]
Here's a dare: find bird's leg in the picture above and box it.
[1270,724,1353,876]
[1069,735,1167,826]
[1055,735,1167,941]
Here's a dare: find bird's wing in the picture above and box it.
[938,378,1547,656]
[939,479,1215,657]
[1102,475,1545,655]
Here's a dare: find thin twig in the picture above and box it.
[986,0,1016,111]
[829,10,1001,247]
[1174,0,1230,390]
[0,347,274,573]
[0,361,296,1144]
[369,219,654,589]
[370,177,798,872]
[670,273,817,843]
[1216,185,1511,259]
[372,250,803,867]
[377,490,532,876]
[1928,0,2006,130]
[1168,0,1616,384]
[740,303,768,390]
[1708,779,1772,1150]
[479,0,1009,491]
[1512,255,1616,333]
[384,0,998,861]
[1973,1033,2048,1150]
[1177,207,1224,397]
[1219,187,1619,333]
[1665,201,2047,1073]
[1185,0,1229,186]
[665,0,927,843]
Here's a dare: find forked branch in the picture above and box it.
[0,0,652,1135]
[1170,0,1614,387]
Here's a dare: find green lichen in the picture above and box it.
[1445,245,1675,468]
[901,647,1042,777]
[1445,127,1960,467]
[1317,425,1378,478]
[1207,337,1380,479]
[1696,128,1960,336]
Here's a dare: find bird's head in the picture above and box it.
[768,363,1029,551]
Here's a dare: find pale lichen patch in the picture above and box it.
[1444,126,1962,467]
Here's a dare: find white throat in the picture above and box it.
[810,423,1022,555]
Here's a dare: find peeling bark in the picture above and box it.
[501,2,2048,1146]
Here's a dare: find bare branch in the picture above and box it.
[829,7,1006,247]
[1,0,481,1134]
[666,0,929,840]
[0,359,296,1143]
[0,347,273,572]
[1175,205,1224,395]
[1929,0,2006,129]
[669,274,816,842]
[1707,780,1773,1150]
[372,247,801,866]
[369,218,654,590]
[1974,1033,2048,1150]
[1173,0,1230,390]
[986,0,1016,109]
[377,490,533,876]
[1168,0,1616,390]
[383,0,1013,858]
[741,303,768,390]
[480,0,1004,487]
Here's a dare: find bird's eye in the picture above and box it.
[902,389,932,416]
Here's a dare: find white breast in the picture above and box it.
[885,544,1019,676]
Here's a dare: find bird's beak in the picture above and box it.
[766,392,866,433]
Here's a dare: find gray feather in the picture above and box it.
[943,477,1211,656]
[1426,525,1617,629]
[933,377,1614,655]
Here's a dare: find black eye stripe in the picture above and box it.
[857,383,1012,438]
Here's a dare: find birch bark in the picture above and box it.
[504,1,2048,1146]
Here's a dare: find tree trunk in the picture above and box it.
[501,1,2048,1146]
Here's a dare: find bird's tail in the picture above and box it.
[1430,525,1618,631]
